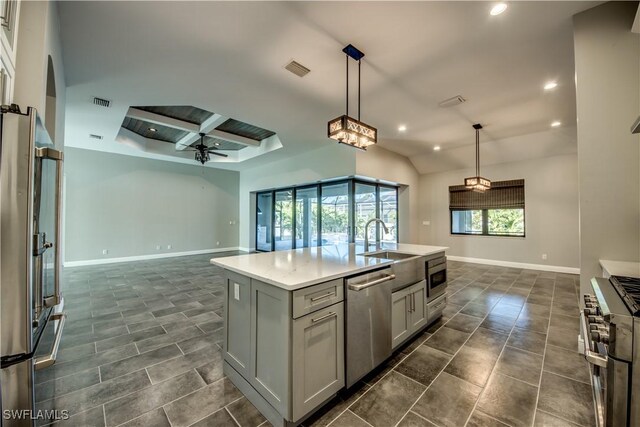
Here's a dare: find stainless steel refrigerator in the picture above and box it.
[1,106,66,426]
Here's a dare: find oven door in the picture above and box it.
[427,258,447,301]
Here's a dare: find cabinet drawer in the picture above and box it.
[292,279,344,318]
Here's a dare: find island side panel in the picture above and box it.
[225,271,252,377]
[250,279,292,418]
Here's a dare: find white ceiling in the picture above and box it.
[58,1,599,174]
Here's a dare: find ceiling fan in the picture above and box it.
[186,132,228,164]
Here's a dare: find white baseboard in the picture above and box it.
[64,247,241,267]
[238,247,254,253]
[446,255,580,275]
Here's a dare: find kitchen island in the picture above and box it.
[211,243,448,427]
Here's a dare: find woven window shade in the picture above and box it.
[449,179,525,210]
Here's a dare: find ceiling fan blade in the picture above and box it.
[208,151,228,158]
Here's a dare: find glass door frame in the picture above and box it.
[255,179,398,252]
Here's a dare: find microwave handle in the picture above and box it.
[36,147,64,307]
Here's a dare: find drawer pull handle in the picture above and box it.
[310,291,335,302]
[311,312,337,323]
[348,274,396,291]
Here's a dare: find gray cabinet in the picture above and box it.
[224,274,344,425]
[292,302,344,420]
[225,272,252,377]
[391,280,427,349]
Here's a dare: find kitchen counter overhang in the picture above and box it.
[210,243,449,290]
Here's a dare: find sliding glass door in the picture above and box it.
[255,179,398,252]
[256,192,273,251]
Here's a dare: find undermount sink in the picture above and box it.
[364,251,417,261]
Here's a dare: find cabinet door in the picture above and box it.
[292,302,344,421]
[250,279,291,417]
[391,288,411,349]
[410,282,427,332]
[225,272,251,377]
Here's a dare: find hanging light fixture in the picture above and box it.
[464,124,491,192]
[327,44,377,150]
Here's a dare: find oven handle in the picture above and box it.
[579,311,608,368]
[34,313,66,370]
[348,274,396,291]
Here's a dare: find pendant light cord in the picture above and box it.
[345,54,349,116]
[476,128,480,176]
[358,60,361,122]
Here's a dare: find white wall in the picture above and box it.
[418,154,580,270]
[355,145,421,244]
[238,144,356,250]
[574,2,640,295]
[64,148,240,263]
[13,0,66,150]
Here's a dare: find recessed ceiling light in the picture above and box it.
[551,121,562,127]
[148,127,157,132]
[490,3,508,16]
[433,145,441,151]
[398,125,407,132]
[544,81,558,90]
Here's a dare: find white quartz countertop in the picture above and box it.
[210,243,448,290]
[600,259,640,279]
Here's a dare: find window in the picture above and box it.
[255,179,399,251]
[449,180,525,237]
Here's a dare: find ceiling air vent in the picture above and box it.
[285,60,311,77]
[89,134,103,140]
[92,97,111,108]
[438,95,466,108]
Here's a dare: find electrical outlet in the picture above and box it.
[542,253,548,260]
[156,245,161,250]
[167,245,172,250]
[422,220,431,226]
[102,249,109,255]
[216,241,220,246]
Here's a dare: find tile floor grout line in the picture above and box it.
[102,404,107,427]
[536,408,587,427]
[530,277,557,427]
[396,275,524,427]
[461,273,541,427]
[223,406,242,427]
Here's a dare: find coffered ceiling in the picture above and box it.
[58,1,600,173]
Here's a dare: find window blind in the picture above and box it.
[449,179,525,210]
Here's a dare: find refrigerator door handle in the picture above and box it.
[36,147,64,308]
[34,312,66,370]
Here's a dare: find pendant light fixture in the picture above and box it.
[464,124,491,192]
[327,44,377,150]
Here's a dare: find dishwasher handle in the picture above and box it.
[348,274,396,291]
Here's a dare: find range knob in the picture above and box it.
[588,315,604,324]
[584,307,598,315]
[599,332,609,344]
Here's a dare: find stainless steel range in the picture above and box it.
[582,275,640,427]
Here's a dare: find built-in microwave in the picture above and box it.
[426,256,447,301]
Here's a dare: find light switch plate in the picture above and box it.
[234,283,240,301]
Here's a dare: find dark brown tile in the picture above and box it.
[119,408,171,427]
[397,412,437,427]
[495,346,543,385]
[164,378,242,426]
[328,410,370,427]
[477,373,538,427]
[445,313,483,333]
[395,345,451,386]
[481,313,516,335]
[507,327,546,355]
[461,302,492,318]
[520,303,551,318]
[467,410,509,427]
[304,383,370,427]
[533,410,581,426]
[466,327,510,357]
[547,326,579,351]
[444,346,498,387]
[543,345,591,384]
[549,313,580,334]
[538,372,596,427]
[226,397,266,427]
[350,371,425,427]
[424,326,470,355]
[190,408,237,427]
[412,372,481,427]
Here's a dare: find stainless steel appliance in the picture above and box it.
[426,256,447,301]
[345,267,395,387]
[1,106,66,426]
[582,275,640,427]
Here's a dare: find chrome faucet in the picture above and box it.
[364,218,389,251]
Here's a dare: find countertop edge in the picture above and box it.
[599,259,640,279]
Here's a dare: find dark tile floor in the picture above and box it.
[37,255,595,427]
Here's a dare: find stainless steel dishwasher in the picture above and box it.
[345,267,396,387]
